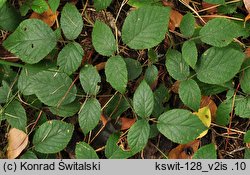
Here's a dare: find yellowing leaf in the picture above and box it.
[7,128,28,159]
[193,107,211,138]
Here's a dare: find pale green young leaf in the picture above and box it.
[57,42,84,75]
[80,64,101,96]
[127,119,150,153]
[179,79,201,111]
[33,120,74,153]
[75,142,99,159]
[78,98,101,135]
[122,6,170,49]
[3,19,57,64]
[105,56,128,94]
[157,109,207,144]
[60,3,83,40]
[196,46,245,84]
[182,40,197,69]
[133,80,154,118]
[92,20,116,56]
[165,49,190,81]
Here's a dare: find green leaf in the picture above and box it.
[122,6,170,49]
[60,3,83,40]
[3,19,57,64]
[4,100,27,131]
[235,97,250,118]
[0,2,21,31]
[105,133,134,159]
[127,119,150,153]
[215,101,232,126]
[0,81,12,103]
[80,64,101,96]
[244,130,250,143]
[179,79,201,111]
[133,80,154,118]
[165,49,190,81]
[245,148,250,159]
[92,20,116,56]
[78,98,101,135]
[105,56,128,94]
[33,120,74,153]
[157,109,207,144]
[31,0,48,14]
[152,84,169,118]
[104,94,130,119]
[0,0,7,8]
[57,42,84,75]
[240,67,250,94]
[20,151,37,159]
[199,18,242,47]
[124,58,142,81]
[196,46,245,84]
[75,142,99,159]
[48,0,60,12]
[193,144,217,159]
[18,63,53,96]
[94,0,112,11]
[182,40,197,69]
[128,0,161,8]
[180,12,195,37]
[31,71,77,107]
[204,0,225,4]
[145,65,158,85]
[49,101,80,117]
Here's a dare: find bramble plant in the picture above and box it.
[0,0,250,159]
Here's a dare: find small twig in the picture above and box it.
[28,110,43,135]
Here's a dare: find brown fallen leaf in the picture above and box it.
[169,10,183,31]
[200,96,217,121]
[168,140,200,159]
[119,117,136,130]
[201,2,217,15]
[243,0,250,13]
[30,8,58,27]
[7,128,28,159]
[100,114,108,126]
[171,80,180,94]
[245,48,250,58]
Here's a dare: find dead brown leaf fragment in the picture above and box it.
[243,0,250,13]
[119,117,136,130]
[30,8,58,27]
[169,10,183,31]
[7,128,28,159]
[168,140,200,159]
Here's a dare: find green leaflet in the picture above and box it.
[3,19,57,64]
[122,6,170,49]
